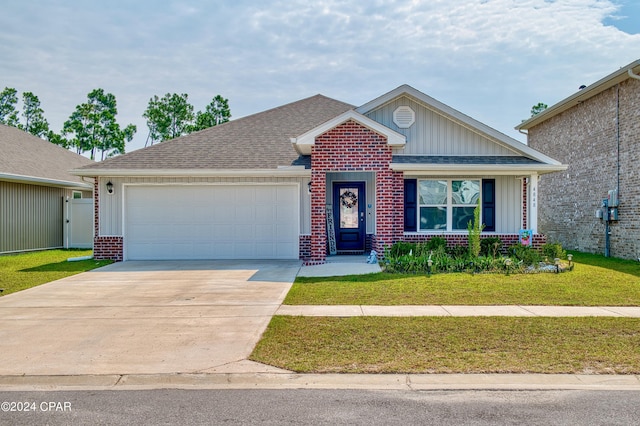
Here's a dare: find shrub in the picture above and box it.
[542,242,566,261]
[425,236,447,251]
[480,237,503,257]
[508,245,542,266]
[389,242,415,257]
[467,202,484,257]
[447,245,468,258]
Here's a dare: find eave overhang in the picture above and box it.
[0,173,93,189]
[391,163,568,176]
[70,167,311,178]
[291,110,406,155]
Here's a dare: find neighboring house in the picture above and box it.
[517,59,640,260]
[73,85,566,263]
[0,124,94,253]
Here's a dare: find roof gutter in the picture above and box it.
[70,168,311,178]
[391,163,568,176]
[628,68,640,80]
[0,173,93,189]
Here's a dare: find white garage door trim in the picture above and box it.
[123,183,300,260]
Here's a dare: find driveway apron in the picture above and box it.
[0,260,300,375]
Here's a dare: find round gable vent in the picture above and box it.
[393,106,415,128]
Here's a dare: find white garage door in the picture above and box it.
[125,185,299,260]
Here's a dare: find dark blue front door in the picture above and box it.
[333,182,366,252]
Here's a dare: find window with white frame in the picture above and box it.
[418,179,481,231]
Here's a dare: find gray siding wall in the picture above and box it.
[98,176,310,236]
[0,181,66,253]
[528,77,640,259]
[365,96,516,156]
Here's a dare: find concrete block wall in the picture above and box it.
[528,77,640,259]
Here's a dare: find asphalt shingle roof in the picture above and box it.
[78,94,354,171]
[392,155,544,165]
[0,124,94,185]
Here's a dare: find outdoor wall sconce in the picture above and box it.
[307,181,312,194]
[106,181,114,195]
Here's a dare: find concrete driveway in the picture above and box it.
[0,260,300,376]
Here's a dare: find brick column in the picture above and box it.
[373,170,404,255]
[309,170,327,264]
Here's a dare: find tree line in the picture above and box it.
[0,87,230,160]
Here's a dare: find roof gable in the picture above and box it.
[358,84,563,166]
[0,124,94,188]
[291,110,406,155]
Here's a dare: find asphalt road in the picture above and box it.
[1,389,639,425]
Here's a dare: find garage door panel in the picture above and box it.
[125,185,298,260]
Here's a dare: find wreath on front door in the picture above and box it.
[340,190,358,208]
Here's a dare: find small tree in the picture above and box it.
[18,92,49,138]
[192,95,231,131]
[530,102,548,117]
[467,200,484,258]
[0,87,19,126]
[142,93,194,146]
[63,89,136,159]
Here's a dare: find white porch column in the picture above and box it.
[529,173,538,233]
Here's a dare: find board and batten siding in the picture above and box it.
[0,181,66,253]
[365,96,516,156]
[98,176,311,236]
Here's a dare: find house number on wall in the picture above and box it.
[532,186,537,208]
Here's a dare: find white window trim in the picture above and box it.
[418,178,482,232]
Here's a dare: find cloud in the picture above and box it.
[1,0,638,152]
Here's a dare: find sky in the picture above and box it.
[1,0,639,154]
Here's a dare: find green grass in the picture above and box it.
[287,252,640,306]
[250,316,640,374]
[0,249,112,296]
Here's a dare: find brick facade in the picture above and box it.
[402,233,546,252]
[309,119,403,263]
[528,77,640,259]
[299,235,311,260]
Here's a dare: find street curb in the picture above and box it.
[1,373,639,391]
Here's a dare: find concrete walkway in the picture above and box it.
[276,305,640,317]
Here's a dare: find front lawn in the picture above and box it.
[0,249,112,296]
[287,252,640,306]
[251,316,640,374]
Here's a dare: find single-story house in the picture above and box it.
[73,85,567,263]
[517,59,640,260]
[0,124,94,253]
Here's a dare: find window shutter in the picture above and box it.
[482,179,495,232]
[404,179,417,232]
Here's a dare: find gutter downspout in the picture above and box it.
[628,68,640,80]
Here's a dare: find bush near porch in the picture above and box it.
[382,237,568,275]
